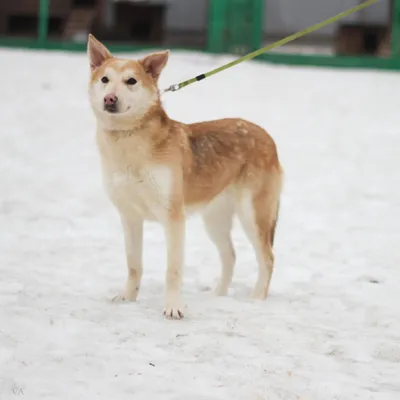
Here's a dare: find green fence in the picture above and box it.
[208,0,263,54]
[0,0,399,71]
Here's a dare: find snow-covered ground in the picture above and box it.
[1,48,400,400]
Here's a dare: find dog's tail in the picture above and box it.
[268,164,283,248]
[270,199,280,248]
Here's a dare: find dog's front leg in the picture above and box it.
[163,211,185,319]
[113,214,143,302]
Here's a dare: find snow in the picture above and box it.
[1,47,400,400]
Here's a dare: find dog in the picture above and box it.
[87,34,283,319]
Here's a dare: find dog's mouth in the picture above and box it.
[104,103,118,113]
[104,105,131,114]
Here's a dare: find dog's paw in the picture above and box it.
[251,287,269,300]
[112,282,139,303]
[164,293,184,319]
[214,284,229,297]
[112,293,136,303]
[112,294,126,302]
[164,306,184,319]
[163,300,184,319]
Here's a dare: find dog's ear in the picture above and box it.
[87,34,112,71]
[140,50,170,80]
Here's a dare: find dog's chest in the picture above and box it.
[98,139,172,220]
[103,163,172,220]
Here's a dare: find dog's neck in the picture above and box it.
[97,102,171,138]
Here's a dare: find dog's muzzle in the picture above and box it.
[104,93,118,113]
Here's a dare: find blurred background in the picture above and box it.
[0,0,396,65]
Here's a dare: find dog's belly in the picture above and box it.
[102,164,235,222]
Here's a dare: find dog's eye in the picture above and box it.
[101,76,109,84]
[126,78,137,85]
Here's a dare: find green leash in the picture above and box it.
[163,0,379,94]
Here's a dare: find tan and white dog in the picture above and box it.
[87,34,283,319]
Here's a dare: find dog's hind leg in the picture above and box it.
[202,193,236,296]
[236,171,281,300]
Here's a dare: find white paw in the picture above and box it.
[214,284,228,296]
[112,292,136,302]
[251,286,269,300]
[164,306,184,319]
[164,297,184,319]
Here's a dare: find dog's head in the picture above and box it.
[87,34,169,126]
